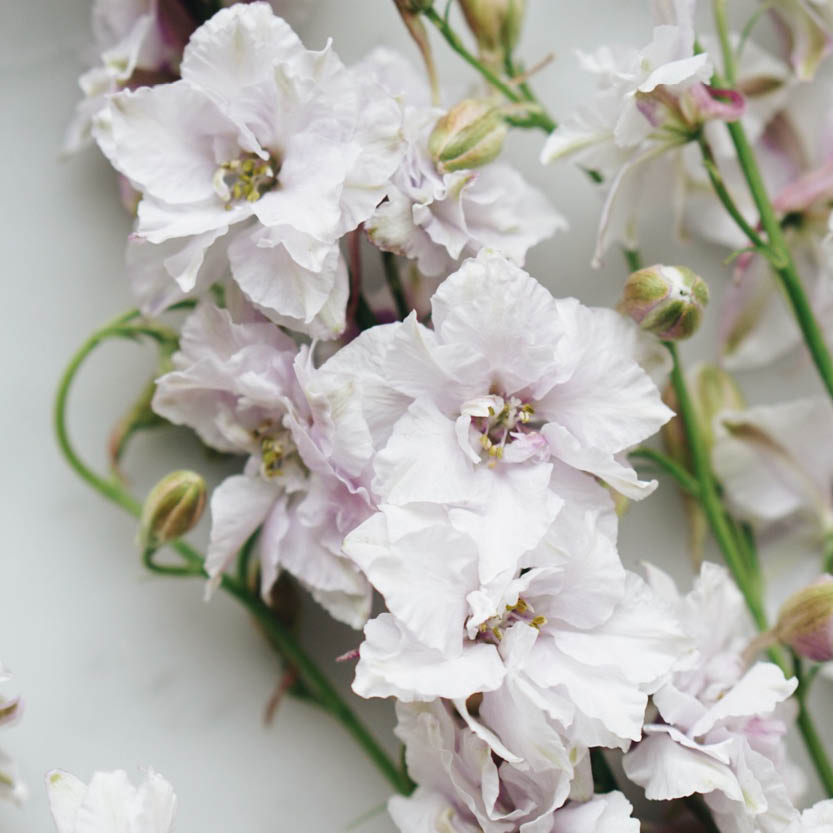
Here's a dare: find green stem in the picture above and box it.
[668,341,833,791]
[726,120,833,402]
[237,528,261,586]
[590,748,618,794]
[422,8,556,133]
[666,343,769,633]
[708,1,833,403]
[713,0,737,85]
[143,545,205,577]
[382,251,411,321]
[797,707,833,798]
[54,316,413,796]
[355,293,379,331]
[504,53,539,105]
[629,448,701,498]
[824,533,833,574]
[623,247,643,273]
[697,135,769,254]
[221,575,414,795]
[794,658,833,797]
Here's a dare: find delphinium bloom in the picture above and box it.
[624,563,802,833]
[65,0,316,154]
[152,299,371,626]
[344,497,689,746]
[297,250,672,566]
[362,48,565,277]
[46,768,176,833]
[540,0,751,265]
[387,699,641,833]
[94,2,404,337]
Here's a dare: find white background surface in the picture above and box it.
[1,1,831,830]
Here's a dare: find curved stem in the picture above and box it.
[54,316,413,796]
[422,8,556,133]
[143,545,205,578]
[697,135,769,254]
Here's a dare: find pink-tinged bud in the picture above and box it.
[621,264,709,341]
[428,99,508,173]
[459,0,526,64]
[140,470,206,549]
[775,575,833,661]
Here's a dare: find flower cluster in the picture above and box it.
[45,0,833,831]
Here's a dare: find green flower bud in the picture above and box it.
[459,0,526,64]
[775,576,833,662]
[140,470,206,549]
[622,264,709,341]
[428,99,508,173]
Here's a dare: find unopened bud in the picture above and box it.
[775,576,833,662]
[459,0,526,65]
[140,470,206,549]
[622,264,709,341]
[428,99,508,173]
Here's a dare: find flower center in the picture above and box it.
[475,597,546,645]
[252,425,300,480]
[213,152,279,210]
[473,396,535,463]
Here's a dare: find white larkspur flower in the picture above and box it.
[362,48,565,276]
[711,397,833,613]
[345,501,688,752]
[94,3,403,338]
[300,250,672,567]
[152,300,371,626]
[539,2,763,265]
[65,0,321,155]
[624,563,802,833]
[46,768,175,833]
[388,699,640,833]
[387,701,642,833]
